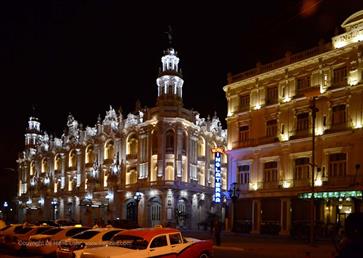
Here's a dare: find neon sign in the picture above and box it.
[214,151,222,203]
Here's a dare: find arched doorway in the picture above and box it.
[149,197,161,227]
[126,201,137,221]
[176,199,187,228]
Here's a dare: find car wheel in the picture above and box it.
[199,252,209,258]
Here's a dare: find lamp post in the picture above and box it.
[228,182,240,232]
[303,86,320,245]
[133,191,142,226]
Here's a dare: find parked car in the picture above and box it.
[80,227,213,258]
[27,225,91,256]
[0,223,23,247]
[56,226,123,258]
[7,224,54,251]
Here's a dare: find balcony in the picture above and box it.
[324,123,349,134]
[293,178,311,188]
[262,181,279,190]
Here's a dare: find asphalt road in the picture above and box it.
[0,231,336,258]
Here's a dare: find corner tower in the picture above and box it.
[156,48,184,107]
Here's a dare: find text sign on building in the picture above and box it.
[212,147,224,203]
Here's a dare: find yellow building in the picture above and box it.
[224,10,363,237]
[17,47,227,229]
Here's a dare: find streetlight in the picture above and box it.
[303,86,320,245]
[133,191,142,226]
[228,182,240,232]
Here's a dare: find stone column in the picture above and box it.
[279,198,291,236]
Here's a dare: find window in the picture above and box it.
[297,76,310,94]
[332,104,346,126]
[333,66,347,85]
[102,230,122,241]
[166,130,174,154]
[150,235,168,248]
[266,86,278,105]
[169,233,182,245]
[238,165,250,185]
[239,125,249,142]
[263,161,277,183]
[296,112,309,132]
[240,94,250,111]
[294,157,310,180]
[329,153,346,177]
[266,119,277,137]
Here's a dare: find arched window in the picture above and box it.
[104,140,114,160]
[30,161,35,176]
[85,145,94,164]
[197,137,205,157]
[165,130,174,154]
[69,150,77,168]
[127,134,138,156]
[54,154,61,171]
[210,142,217,160]
[41,158,48,173]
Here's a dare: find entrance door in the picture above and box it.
[151,201,161,227]
[177,199,186,227]
[126,201,137,221]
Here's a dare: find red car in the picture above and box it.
[80,227,213,258]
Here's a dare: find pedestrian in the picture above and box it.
[213,218,222,246]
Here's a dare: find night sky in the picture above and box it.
[1,0,363,209]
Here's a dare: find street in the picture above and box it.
[0,231,336,258]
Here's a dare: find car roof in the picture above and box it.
[116,228,180,242]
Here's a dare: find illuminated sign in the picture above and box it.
[214,151,222,203]
[298,191,362,199]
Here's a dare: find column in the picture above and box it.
[251,199,261,234]
[279,198,291,236]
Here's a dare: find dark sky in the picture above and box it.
[1,0,363,207]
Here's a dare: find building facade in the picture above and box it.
[224,10,363,236]
[17,47,227,229]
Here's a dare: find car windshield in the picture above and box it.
[71,230,99,240]
[111,235,148,250]
[42,228,63,235]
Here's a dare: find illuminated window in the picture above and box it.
[239,94,250,111]
[263,161,277,182]
[127,134,138,158]
[30,161,35,176]
[266,85,278,105]
[333,66,347,85]
[85,145,94,164]
[332,104,346,126]
[296,112,309,132]
[238,165,250,185]
[104,140,114,160]
[68,150,77,168]
[266,119,277,137]
[294,157,310,180]
[239,125,249,142]
[54,155,61,171]
[329,153,346,177]
[41,158,48,173]
[197,137,205,157]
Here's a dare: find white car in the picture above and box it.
[56,227,123,258]
[80,227,213,258]
[27,225,90,255]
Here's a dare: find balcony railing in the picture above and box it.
[126,153,138,160]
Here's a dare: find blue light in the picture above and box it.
[214,152,222,203]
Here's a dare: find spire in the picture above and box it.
[165,25,173,47]
[156,27,184,107]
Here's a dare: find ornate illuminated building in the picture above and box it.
[17,47,227,229]
[224,10,363,236]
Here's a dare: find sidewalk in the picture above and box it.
[182,230,336,258]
